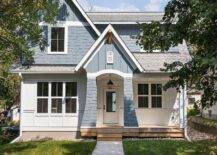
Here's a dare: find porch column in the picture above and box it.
[124,77,138,127]
[179,86,188,129]
[81,75,97,127]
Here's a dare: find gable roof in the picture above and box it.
[71,0,100,36]
[86,12,164,24]
[75,24,144,72]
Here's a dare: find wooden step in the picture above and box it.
[97,133,122,141]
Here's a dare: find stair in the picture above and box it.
[96,126,123,141]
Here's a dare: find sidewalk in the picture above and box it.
[92,141,124,155]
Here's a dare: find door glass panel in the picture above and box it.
[106,91,116,112]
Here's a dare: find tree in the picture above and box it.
[138,0,217,109]
[0,0,59,108]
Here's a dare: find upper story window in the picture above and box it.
[51,27,65,53]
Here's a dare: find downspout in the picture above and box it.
[183,85,191,141]
[11,73,22,143]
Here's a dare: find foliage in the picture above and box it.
[123,140,217,155]
[0,140,96,155]
[190,116,217,128]
[188,102,201,117]
[138,0,217,109]
[0,0,59,107]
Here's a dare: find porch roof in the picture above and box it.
[11,65,76,74]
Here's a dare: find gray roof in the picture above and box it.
[87,12,164,23]
[11,65,76,73]
[133,43,191,72]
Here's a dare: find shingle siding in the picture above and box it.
[34,26,96,65]
[81,77,97,127]
[124,77,138,127]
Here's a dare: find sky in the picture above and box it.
[77,0,169,12]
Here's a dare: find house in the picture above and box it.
[12,0,191,141]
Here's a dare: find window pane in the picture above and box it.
[151,84,162,95]
[37,99,48,113]
[152,97,162,108]
[51,98,62,113]
[37,82,48,96]
[51,27,64,52]
[66,82,77,97]
[51,40,57,52]
[106,92,116,112]
[58,40,64,52]
[138,84,148,95]
[65,98,76,113]
[51,82,63,96]
[58,28,65,39]
[138,96,148,108]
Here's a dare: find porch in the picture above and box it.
[80,126,183,141]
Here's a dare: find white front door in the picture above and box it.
[103,89,119,124]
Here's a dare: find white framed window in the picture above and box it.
[137,83,163,108]
[37,82,49,113]
[36,82,77,114]
[138,84,149,108]
[47,25,68,54]
[151,84,162,108]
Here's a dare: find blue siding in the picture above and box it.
[34,26,96,65]
[97,25,179,53]
[85,41,135,73]
[57,0,86,22]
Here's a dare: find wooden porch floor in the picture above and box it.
[80,126,183,141]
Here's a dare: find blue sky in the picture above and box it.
[78,0,169,12]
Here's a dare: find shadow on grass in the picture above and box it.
[61,141,96,155]
[0,141,41,154]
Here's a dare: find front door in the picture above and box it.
[103,90,119,124]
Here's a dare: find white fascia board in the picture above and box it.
[108,25,144,72]
[72,0,101,36]
[75,24,144,72]
[75,25,111,71]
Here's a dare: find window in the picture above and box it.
[137,83,163,108]
[65,82,77,113]
[51,82,63,113]
[37,82,48,113]
[51,27,65,52]
[138,84,149,108]
[151,84,162,108]
[36,82,78,114]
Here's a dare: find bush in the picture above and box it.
[188,103,200,117]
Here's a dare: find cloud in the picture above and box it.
[77,0,140,12]
[144,0,161,12]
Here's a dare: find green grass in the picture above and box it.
[123,140,217,155]
[0,140,96,155]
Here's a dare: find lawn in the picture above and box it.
[123,140,217,155]
[0,140,96,155]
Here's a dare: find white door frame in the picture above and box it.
[103,87,120,125]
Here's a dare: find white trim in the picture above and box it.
[47,25,68,54]
[87,69,133,78]
[94,22,152,25]
[71,0,100,36]
[75,24,144,72]
[39,21,90,27]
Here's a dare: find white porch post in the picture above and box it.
[179,85,188,129]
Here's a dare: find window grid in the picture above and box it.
[37,82,78,114]
[137,83,163,108]
[151,84,162,108]
[138,84,149,108]
[37,82,49,113]
[51,27,65,52]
